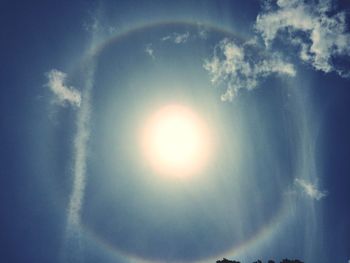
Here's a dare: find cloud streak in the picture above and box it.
[46,69,81,107]
[45,67,90,259]
[255,0,350,77]
[161,31,190,44]
[294,178,327,200]
[145,43,155,59]
[61,65,94,262]
[203,38,295,101]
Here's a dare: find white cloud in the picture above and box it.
[198,28,208,39]
[46,69,81,107]
[83,14,117,37]
[145,43,155,59]
[61,66,94,263]
[294,178,327,200]
[255,0,350,77]
[197,24,209,40]
[203,38,295,101]
[161,31,190,44]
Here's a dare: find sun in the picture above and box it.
[141,104,212,178]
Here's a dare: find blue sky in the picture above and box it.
[1,1,350,262]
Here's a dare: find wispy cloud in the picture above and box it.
[197,24,209,40]
[83,15,117,37]
[294,178,327,201]
[161,31,190,44]
[145,43,155,59]
[63,65,94,262]
[203,38,295,101]
[46,69,81,107]
[255,0,350,77]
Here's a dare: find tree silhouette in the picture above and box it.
[280,260,303,263]
[216,258,303,263]
[216,258,240,263]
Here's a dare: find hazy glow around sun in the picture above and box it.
[141,104,212,177]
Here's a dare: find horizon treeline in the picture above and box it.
[216,258,304,263]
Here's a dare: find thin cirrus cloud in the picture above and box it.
[161,31,190,44]
[203,38,296,101]
[294,178,328,201]
[255,0,350,77]
[46,69,81,107]
[44,68,90,260]
[145,43,155,59]
[63,66,94,262]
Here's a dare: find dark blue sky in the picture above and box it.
[1,1,350,263]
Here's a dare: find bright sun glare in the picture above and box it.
[141,104,212,178]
